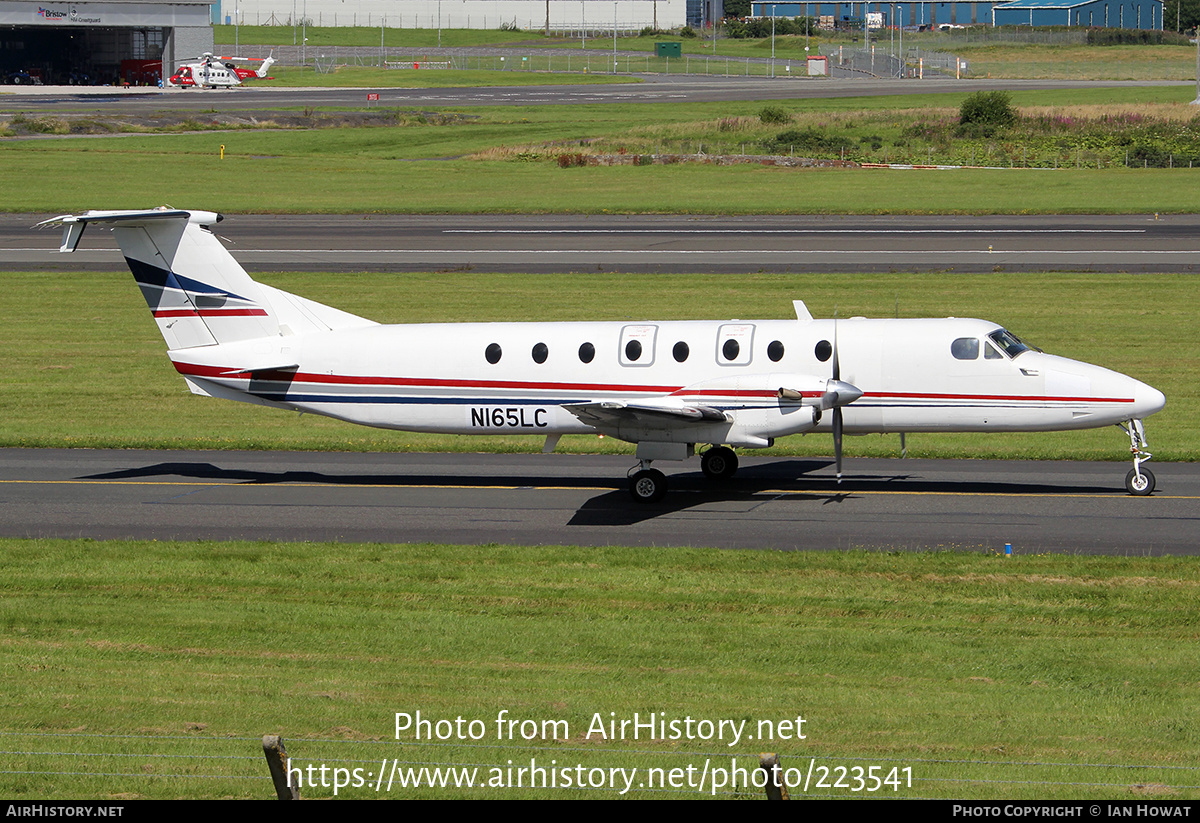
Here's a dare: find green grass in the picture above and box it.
[946,43,1200,81]
[0,270,1191,461]
[3,149,1199,214]
[2,539,1198,799]
[214,24,546,49]
[256,64,640,87]
[213,26,1200,81]
[4,90,1200,214]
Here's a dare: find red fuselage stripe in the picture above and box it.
[154,309,269,318]
[863,391,1133,404]
[170,363,1132,405]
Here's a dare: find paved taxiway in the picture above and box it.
[6,213,1198,273]
[2,449,1196,553]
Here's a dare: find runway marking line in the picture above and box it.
[3,479,1196,499]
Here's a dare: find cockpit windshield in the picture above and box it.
[987,329,1035,358]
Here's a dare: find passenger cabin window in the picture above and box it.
[578,342,595,363]
[673,341,689,362]
[815,340,832,362]
[768,340,785,362]
[717,323,754,366]
[619,325,657,367]
[951,338,979,360]
[485,343,502,364]
[532,342,548,364]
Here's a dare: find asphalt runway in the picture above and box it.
[6,213,1199,273]
[2,448,1196,554]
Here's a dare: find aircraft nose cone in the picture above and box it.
[1132,380,1166,419]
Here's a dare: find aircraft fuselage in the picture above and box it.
[169,316,1163,446]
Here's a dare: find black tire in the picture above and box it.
[1125,467,1155,496]
[629,469,667,503]
[700,446,738,480]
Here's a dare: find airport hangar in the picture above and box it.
[748,0,1163,28]
[0,0,214,85]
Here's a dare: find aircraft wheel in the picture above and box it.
[1125,467,1155,496]
[629,469,668,504]
[701,446,738,481]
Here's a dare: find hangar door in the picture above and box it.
[1,25,163,85]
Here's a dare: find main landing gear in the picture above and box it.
[1120,418,1155,496]
[700,446,738,481]
[628,445,740,503]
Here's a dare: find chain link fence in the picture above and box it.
[235,44,831,78]
[941,27,1089,45]
[819,44,965,78]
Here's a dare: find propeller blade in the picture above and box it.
[831,311,844,482]
[832,314,840,381]
[833,407,844,483]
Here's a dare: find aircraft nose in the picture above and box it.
[1131,379,1166,419]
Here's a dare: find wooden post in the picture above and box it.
[759,753,789,800]
[263,734,300,800]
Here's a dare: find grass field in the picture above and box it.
[255,65,641,87]
[211,26,1200,81]
[936,42,1200,81]
[3,539,1199,799]
[1,270,1191,461]
[4,90,1200,214]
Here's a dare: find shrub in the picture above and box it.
[767,127,845,154]
[959,91,1016,130]
[758,105,791,125]
[679,26,697,38]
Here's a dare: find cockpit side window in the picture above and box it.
[951,337,979,360]
[984,341,1003,359]
[988,329,1033,358]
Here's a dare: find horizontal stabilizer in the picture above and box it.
[37,208,220,252]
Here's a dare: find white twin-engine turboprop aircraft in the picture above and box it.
[40,208,1166,502]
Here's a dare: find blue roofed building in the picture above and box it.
[748,0,1162,28]
[992,0,1162,27]
[748,3,998,27]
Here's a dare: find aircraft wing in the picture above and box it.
[563,401,728,430]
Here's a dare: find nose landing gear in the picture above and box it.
[1120,419,1155,496]
[629,461,668,503]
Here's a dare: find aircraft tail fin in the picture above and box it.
[256,51,275,78]
[38,207,374,350]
